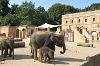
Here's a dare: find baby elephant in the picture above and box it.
[38,46,54,63]
[0,37,14,59]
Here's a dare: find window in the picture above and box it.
[66,21,68,23]
[93,18,95,22]
[71,20,73,23]
[85,19,87,22]
[78,19,80,22]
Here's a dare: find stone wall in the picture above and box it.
[81,54,100,66]
[0,26,9,37]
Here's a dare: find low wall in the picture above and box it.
[81,54,100,66]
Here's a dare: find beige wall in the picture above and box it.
[0,26,17,37]
[74,29,86,43]
[0,26,9,37]
[62,10,100,43]
[62,10,100,31]
[9,26,17,37]
[0,26,36,39]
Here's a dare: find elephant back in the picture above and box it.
[0,37,7,44]
[29,31,54,48]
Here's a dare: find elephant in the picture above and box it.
[0,37,14,59]
[29,31,66,60]
[38,46,54,63]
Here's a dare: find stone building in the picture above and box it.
[0,26,37,39]
[62,10,100,43]
[0,26,17,37]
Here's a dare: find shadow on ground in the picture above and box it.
[0,55,85,65]
[0,55,32,60]
[55,57,85,62]
[50,57,85,65]
[14,55,32,60]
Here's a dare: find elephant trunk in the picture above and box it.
[60,43,66,54]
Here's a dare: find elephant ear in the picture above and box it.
[50,34,58,42]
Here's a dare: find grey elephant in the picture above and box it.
[0,37,14,59]
[29,31,66,60]
[38,46,54,63]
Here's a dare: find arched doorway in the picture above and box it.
[16,29,19,38]
[22,29,26,39]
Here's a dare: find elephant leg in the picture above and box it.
[31,47,32,53]
[39,55,43,63]
[43,56,48,63]
[9,48,13,57]
[34,48,38,60]
[9,45,14,59]
[6,49,8,55]
[31,44,38,60]
[31,47,34,58]
[47,58,50,63]
[1,47,3,57]
[12,48,14,59]
[47,55,50,63]
[51,52,54,59]
[4,48,8,58]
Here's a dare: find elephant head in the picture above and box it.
[50,33,66,54]
[48,49,54,59]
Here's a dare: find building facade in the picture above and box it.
[0,26,17,37]
[0,26,36,39]
[62,10,100,43]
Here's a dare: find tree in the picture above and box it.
[0,16,2,25]
[81,3,100,11]
[2,14,20,26]
[89,3,100,10]
[0,0,10,17]
[48,3,79,25]
[16,1,35,26]
[32,6,48,26]
[10,3,18,14]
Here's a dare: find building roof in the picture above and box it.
[38,23,60,28]
[62,10,100,18]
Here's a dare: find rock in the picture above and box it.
[14,38,22,41]
[14,41,25,48]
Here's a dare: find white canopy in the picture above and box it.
[38,23,60,28]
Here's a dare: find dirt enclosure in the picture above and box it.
[0,38,100,66]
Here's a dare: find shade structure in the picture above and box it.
[38,23,60,28]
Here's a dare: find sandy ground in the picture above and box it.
[0,38,100,66]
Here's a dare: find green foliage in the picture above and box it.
[32,6,48,26]
[89,3,100,10]
[0,0,10,17]
[2,14,20,26]
[10,3,18,14]
[81,3,100,11]
[16,1,35,26]
[0,16,2,25]
[48,3,79,24]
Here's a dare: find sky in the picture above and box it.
[9,0,100,10]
